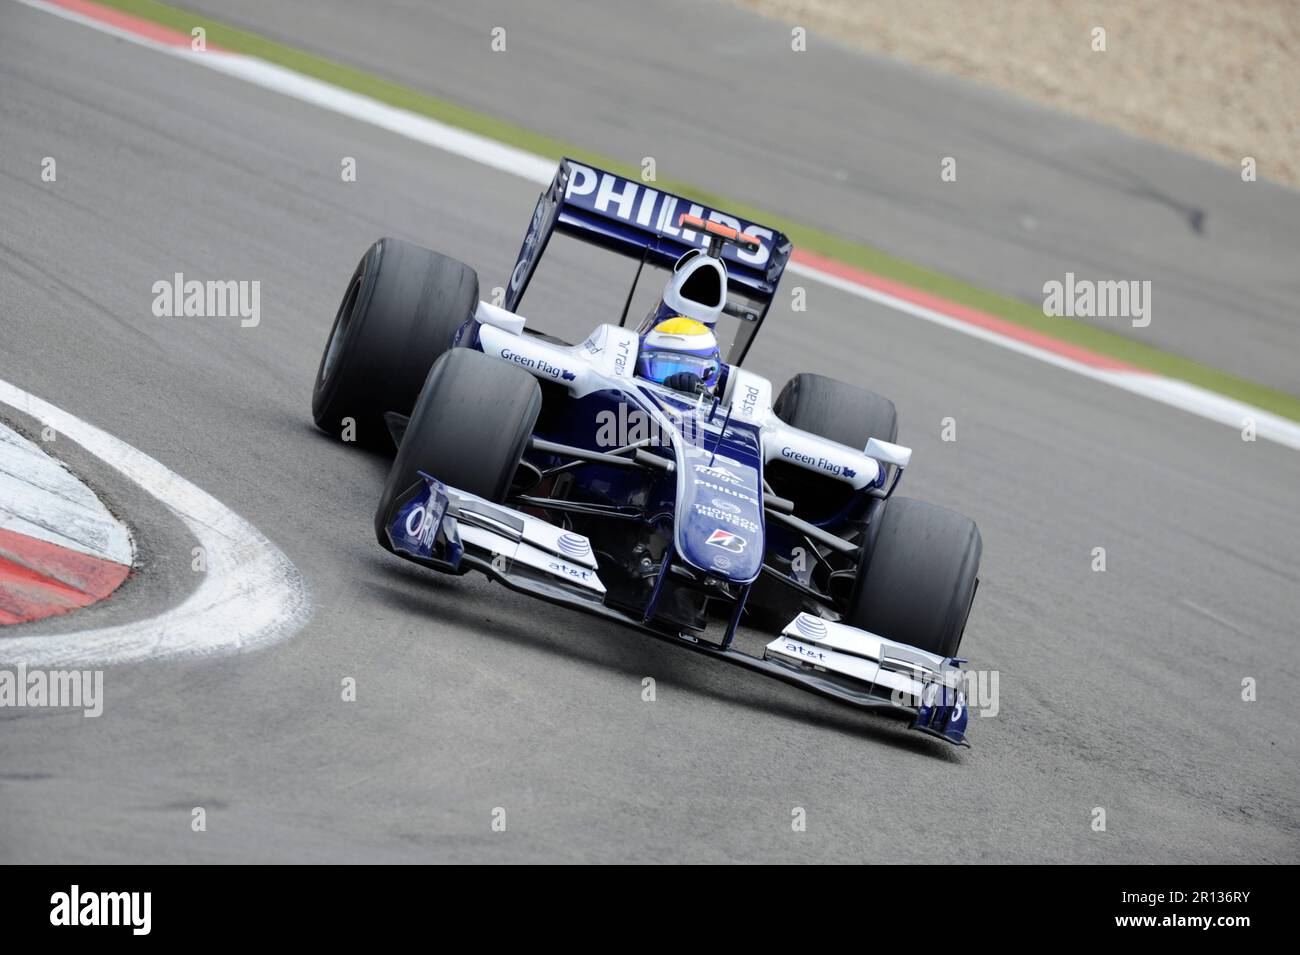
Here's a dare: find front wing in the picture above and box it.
[383,475,971,746]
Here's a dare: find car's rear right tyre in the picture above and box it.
[747,373,899,626]
[313,237,479,447]
[772,372,898,447]
[374,349,541,549]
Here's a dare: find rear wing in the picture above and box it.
[505,159,792,363]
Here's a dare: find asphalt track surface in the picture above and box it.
[2,2,1298,862]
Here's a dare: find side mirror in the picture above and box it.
[865,437,912,470]
[474,300,526,335]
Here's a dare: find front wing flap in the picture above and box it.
[764,613,970,745]
[385,474,605,600]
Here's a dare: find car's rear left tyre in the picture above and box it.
[313,237,479,447]
[845,497,981,658]
[374,349,541,549]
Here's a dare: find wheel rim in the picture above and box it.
[321,274,361,384]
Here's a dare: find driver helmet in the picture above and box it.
[636,316,722,387]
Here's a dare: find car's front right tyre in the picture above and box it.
[373,348,541,550]
[845,497,981,658]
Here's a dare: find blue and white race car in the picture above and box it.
[313,159,981,745]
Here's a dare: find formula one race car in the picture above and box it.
[312,159,982,745]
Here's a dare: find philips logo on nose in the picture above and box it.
[50,885,152,936]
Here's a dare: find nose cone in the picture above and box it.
[678,507,764,583]
[675,448,765,584]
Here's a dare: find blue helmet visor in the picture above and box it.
[637,350,720,386]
